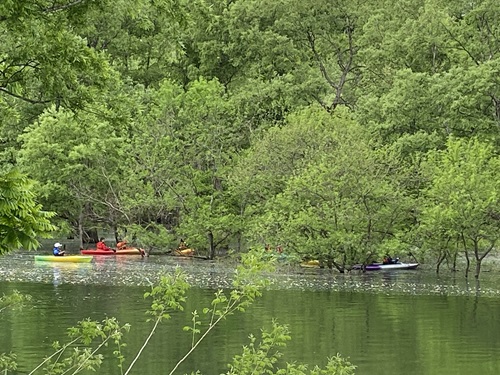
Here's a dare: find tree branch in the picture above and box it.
[440,21,480,66]
[306,29,338,90]
[43,0,87,13]
[0,87,51,104]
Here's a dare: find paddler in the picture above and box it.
[52,242,65,256]
[97,237,114,252]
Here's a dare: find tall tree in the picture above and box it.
[76,0,188,88]
[356,0,500,152]
[225,0,364,111]
[17,106,128,246]
[122,78,244,256]
[232,106,412,269]
[420,137,500,278]
[0,0,114,108]
[0,0,117,167]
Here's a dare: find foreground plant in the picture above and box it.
[225,321,356,375]
[0,352,17,374]
[28,318,129,375]
[1,316,129,375]
[0,290,32,313]
[125,250,355,375]
[125,250,274,375]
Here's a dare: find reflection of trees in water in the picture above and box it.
[52,266,61,286]
[463,277,479,294]
[464,278,480,324]
[438,274,481,325]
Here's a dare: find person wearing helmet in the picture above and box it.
[53,242,65,256]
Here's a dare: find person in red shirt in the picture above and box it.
[96,237,113,252]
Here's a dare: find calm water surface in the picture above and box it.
[1,252,500,375]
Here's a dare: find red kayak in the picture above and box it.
[81,248,145,256]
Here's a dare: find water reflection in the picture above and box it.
[34,262,93,287]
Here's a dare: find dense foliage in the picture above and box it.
[1,0,499,276]
[0,170,55,254]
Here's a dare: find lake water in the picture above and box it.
[1,252,500,374]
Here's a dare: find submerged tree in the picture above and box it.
[420,137,500,278]
[233,106,413,270]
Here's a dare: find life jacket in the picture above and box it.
[117,241,127,250]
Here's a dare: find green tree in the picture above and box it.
[76,0,188,88]
[17,106,129,245]
[0,0,113,108]
[120,78,245,256]
[356,0,500,152]
[231,106,339,223]
[420,137,500,278]
[232,106,412,269]
[0,169,55,254]
[224,0,364,111]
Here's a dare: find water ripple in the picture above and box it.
[1,253,500,298]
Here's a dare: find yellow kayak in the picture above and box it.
[173,248,195,257]
[34,255,93,263]
[300,260,320,268]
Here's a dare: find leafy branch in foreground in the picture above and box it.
[0,169,56,255]
[0,290,32,313]
[123,267,190,375]
[0,352,17,374]
[126,250,355,375]
[225,320,356,375]
[28,318,130,375]
[171,251,275,375]
[124,250,274,375]
[226,319,292,375]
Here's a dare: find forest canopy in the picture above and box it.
[1,0,499,277]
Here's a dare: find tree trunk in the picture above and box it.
[207,231,216,260]
[464,250,470,278]
[436,252,446,274]
[84,229,99,244]
[452,251,457,272]
[114,226,119,243]
[474,260,482,279]
[462,234,470,278]
[78,212,84,249]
